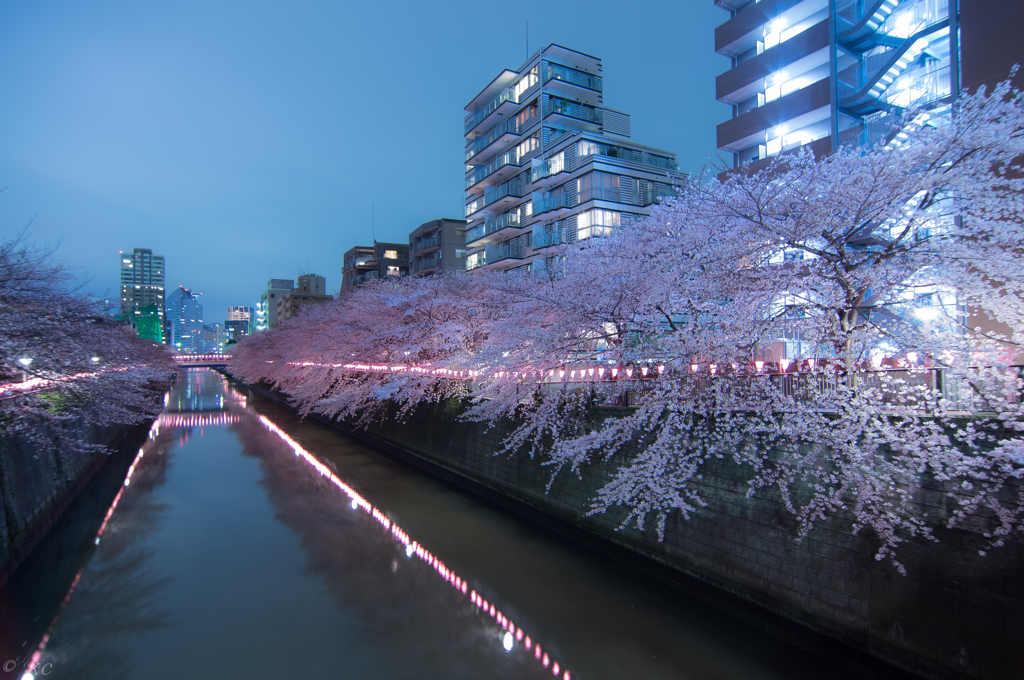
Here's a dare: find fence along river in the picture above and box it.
[0,368,862,680]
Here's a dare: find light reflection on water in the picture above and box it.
[4,369,858,680]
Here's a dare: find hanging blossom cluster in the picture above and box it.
[0,229,176,454]
[230,80,1024,570]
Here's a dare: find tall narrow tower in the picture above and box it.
[119,248,166,342]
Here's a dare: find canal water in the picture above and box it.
[1,368,858,680]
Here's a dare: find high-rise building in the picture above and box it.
[463,44,681,274]
[166,286,203,353]
[256,279,294,331]
[341,244,409,291]
[119,248,166,341]
[713,0,1023,165]
[409,219,468,276]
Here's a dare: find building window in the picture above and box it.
[517,134,539,159]
[513,67,538,100]
[387,266,401,276]
[577,171,620,202]
[577,208,620,240]
[516,100,539,128]
[384,250,398,259]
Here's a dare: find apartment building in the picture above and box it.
[341,243,409,291]
[256,279,294,331]
[119,248,166,342]
[282,274,333,320]
[714,0,1023,165]
[463,44,681,274]
[409,219,468,276]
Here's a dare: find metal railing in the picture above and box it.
[533,193,572,214]
[466,210,522,244]
[465,86,520,133]
[548,98,602,125]
[412,233,441,254]
[482,181,525,208]
[533,223,570,248]
[413,255,441,273]
[466,148,523,189]
[577,141,678,171]
[546,63,603,91]
[465,118,523,162]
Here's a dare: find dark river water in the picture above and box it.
[0,368,857,680]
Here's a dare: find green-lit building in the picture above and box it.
[133,304,164,343]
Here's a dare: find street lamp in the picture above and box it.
[18,357,32,382]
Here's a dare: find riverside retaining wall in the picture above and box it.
[265,391,1022,680]
[0,415,154,580]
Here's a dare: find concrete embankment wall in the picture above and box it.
[0,415,154,580]
[248,385,1022,680]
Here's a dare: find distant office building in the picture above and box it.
[409,219,468,276]
[166,286,204,353]
[119,248,166,342]
[282,274,333,321]
[201,323,227,353]
[225,306,252,343]
[224,319,250,343]
[341,243,409,291]
[256,279,294,331]
[227,306,253,322]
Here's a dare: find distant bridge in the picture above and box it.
[173,354,232,368]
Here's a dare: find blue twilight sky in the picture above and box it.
[0,0,730,321]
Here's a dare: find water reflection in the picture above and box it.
[5,369,858,680]
[239,414,570,679]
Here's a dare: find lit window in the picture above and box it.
[384,250,398,259]
[577,209,620,240]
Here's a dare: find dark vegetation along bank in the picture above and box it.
[242,379,1023,680]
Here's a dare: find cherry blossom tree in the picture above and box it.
[231,79,1024,569]
[0,229,175,453]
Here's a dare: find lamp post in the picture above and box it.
[18,357,32,383]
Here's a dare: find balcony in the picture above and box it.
[577,141,678,172]
[465,86,520,134]
[354,271,379,285]
[412,233,441,255]
[545,63,603,92]
[466,210,523,245]
[413,254,441,274]
[466,181,525,219]
[531,157,569,183]
[465,118,522,162]
[465,148,524,189]
[484,239,525,266]
[577,182,675,207]
[547,98,603,125]
[533,192,572,215]
[533,223,570,248]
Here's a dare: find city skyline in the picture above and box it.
[0,0,727,317]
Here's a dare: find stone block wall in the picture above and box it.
[323,399,1024,680]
